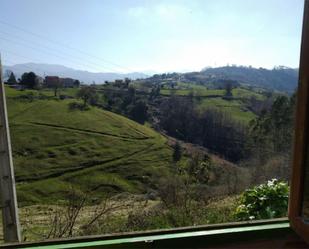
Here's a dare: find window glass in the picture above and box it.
[0,0,304,243]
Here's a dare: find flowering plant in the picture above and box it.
[235,179,289,220]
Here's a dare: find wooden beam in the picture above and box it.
[0,55,21,242]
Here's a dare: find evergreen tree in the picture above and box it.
[172,142,182,162]
[7,72,17,85]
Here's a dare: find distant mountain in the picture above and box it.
[198,66,298,93]
[3,63,148,83]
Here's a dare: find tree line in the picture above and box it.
[5,71,80,91]
[158,93,295,163]
[159,96,247,162]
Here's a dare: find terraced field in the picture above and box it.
[6,87,176,206]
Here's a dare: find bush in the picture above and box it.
[68,102,89,111]
[235,179,289,220]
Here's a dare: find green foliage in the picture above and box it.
[20,71,39,89]
[224,82,233,98]
[73,80,80,87]
[235,179,289,220]
[172,142,182,162]
[187,154,212,183]
[247,94,295,162]
[128,100,148,124]
[7,72,17,85]
[198,98,256,123]
[76,86,98,107]
[160,96,247,162]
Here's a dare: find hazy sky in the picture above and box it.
[0,0,304,73]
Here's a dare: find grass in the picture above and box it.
[4,84,261,206]
[5,86,176,206]
[160,88,224,96]
[0,195,238,242]
[196,98,256,123]
[158,84,264,123]
[2,85,262,242]
[232,88,265,100]
[160,83,266,99]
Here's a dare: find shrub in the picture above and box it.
[68,102,89,111]
[235,179,289,220]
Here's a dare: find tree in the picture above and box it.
[73,80,80,88]
[20,72,38,89]
[149,85,160,100]
[53,80,63,97]
[128,100,148,124]
[76,86,98,107]
[159,97,247,162]
[124,78,131,88]
[224,82,233,98]
[247,93,296,163]
[7,72,17,85]
[172,142,182,162]
[187,153,212,183]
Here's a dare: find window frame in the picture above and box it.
[3,218,291,248]
[289,0,309,244]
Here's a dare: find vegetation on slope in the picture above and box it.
[6,87,177,205]
[2,72,295,241]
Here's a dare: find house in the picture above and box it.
[44,76,60,88]
[60,77,75,88]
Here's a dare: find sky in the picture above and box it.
[0,0,305,73]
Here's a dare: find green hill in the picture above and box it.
[133,80,267,123]
[199,66,298,93]
[6,87,176,206]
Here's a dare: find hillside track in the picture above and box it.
[16,142,158,183]
[27,122,154,140]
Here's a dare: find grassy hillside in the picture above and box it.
[196,98,255,123]
[3,86,262,241]
[157,84,265,123]
[6,87,178,206]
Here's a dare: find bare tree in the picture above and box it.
[47,189,86,238]
[44,189,132,239]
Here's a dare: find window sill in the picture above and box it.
[2,218,296,248]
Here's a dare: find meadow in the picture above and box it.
[6,87,178,206]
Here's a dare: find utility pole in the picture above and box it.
[0,55,21,242]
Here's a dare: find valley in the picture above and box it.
[3,67,295,241]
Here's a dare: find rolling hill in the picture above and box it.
[4,84,260,208]
[140,65,298,93]
[195,66,298,92]
[5,87,176,206]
